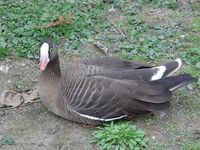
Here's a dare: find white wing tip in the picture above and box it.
[167,58,182,76]
[175,58,182,69]
[151,66,166,81]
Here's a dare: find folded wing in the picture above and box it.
[63,75,171,121]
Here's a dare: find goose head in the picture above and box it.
[39,38,58,71]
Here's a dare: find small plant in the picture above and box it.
[0,135,15,148]
[182,47,200,65]
[0,48,10,59]
[192,17,200,32]
[182,142,200,150]
[92,122,148,150]
[197,79,200,89]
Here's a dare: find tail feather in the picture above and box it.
[150,74,197,91]
[150,58,182,81]
[163,58,182,77]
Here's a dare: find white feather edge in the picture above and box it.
[151,66,166,81]
[167,58,182,76]
[169,82,186,91]
[72,110,127,121]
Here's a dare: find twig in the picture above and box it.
[109,20,126,39]
[94,41,109,54]
[94,41,112,56]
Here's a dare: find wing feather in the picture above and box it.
[63,75,171,120]
[75,56,153,69]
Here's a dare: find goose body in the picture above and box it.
[38,38,197,125]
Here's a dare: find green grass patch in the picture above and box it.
[0,135,15,148]
[0,48,10,59]
[182,142,200,150]
[182,33,200,88]
[0,37,10,59]
[106,1,187,61]
[187,34,200,46]
[137,0,179,9]
[118,20,186,60]
[184,66,200,89]
[0,0,107,59]
[192,17,200,32]
[92,122,148,150]
[182,47,200,65]
[191,2,200,11]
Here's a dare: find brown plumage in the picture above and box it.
[38,38,197,125]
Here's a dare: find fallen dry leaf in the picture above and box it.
[0,87,39,109]
[44,13,73,28]
[22,88,39,104]
[3,93,22,108]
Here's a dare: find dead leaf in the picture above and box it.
[41,13,73,28]
[0,87,39,109]
[22,88,39,104]
[3,93,22,108]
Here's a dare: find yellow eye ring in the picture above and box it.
[49,48,53,52]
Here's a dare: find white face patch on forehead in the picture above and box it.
[39,42,50,71]
[40,42,49,58]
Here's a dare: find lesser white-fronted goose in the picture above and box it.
[38,38,197,125]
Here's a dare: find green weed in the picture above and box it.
[0,135,15,148]
[137,0,179,9]
[182,142,200,150]
[192,17,200,32]
[191,2,200,11]
[92,122,148,150]
[182,47,200,65]
[0,37,10,59]
[0,48,10,59]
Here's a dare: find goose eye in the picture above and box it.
[49,48,53,52]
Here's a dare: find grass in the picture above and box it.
[0,0,198,64]
[0,0,108,58]
[0,135,15,148]
[137,0,179,9]
[182,142,200,150]
[92,122,148,150]
[191,17,200,32]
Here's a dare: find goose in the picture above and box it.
[38,38,197,125]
